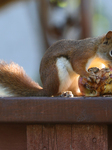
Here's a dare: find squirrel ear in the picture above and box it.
[106,31,112,39]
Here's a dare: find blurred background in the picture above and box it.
[0,0,111,86]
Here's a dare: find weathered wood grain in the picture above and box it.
[56,125,72,150]
[42,125,57,150]
[27,124,72,150]
[27,125,43,150]
[0,97,112,123]
[72,124,108,150]
[27,124,108,150]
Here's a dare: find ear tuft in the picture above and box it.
[106,31,112,39]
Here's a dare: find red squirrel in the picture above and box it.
[0,31,112,97]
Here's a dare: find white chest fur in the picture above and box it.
[56,57,76,93]
[85,56,96,71]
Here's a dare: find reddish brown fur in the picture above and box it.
[0,31,112,96]
[0,61,42,96]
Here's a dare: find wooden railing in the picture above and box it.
[0,97,112,150]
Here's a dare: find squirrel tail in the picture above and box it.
[0,61,43,96]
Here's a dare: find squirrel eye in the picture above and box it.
[109,50,112,57]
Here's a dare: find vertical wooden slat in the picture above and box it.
[27,125,43,150]
[42,125,57,150]
[72,124,108,150]
[56,125,72,150]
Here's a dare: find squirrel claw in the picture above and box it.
[87,74,100,83]
[87,77,92,82]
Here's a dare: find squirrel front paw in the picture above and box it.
[59,91,74,97]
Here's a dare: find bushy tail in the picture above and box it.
[0,61,42,96]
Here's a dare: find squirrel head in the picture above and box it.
[97,31,112,64]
